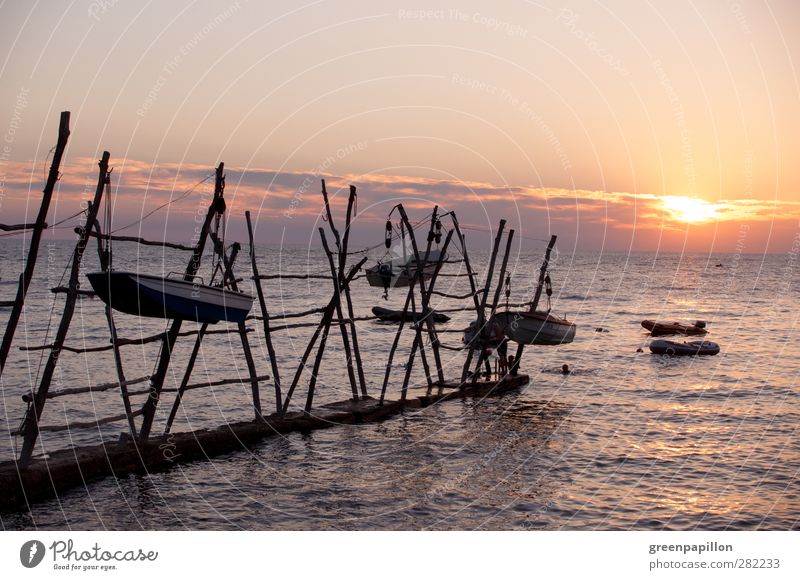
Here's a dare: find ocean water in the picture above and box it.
[0,238,798,530]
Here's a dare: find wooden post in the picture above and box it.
[448,213,490,378]
[471,228,515,382]
[318,228,358,400]
[318,182,357,399]
[400,206,444,389]
[163,323,208,433]
[280,258,367,415]
[378,282,413,404]
[303,233,339,414]
[394,206,438,398]
[511,234,557,375]
[18,151,110,465]
[91,189,137,440]
[210,236,262,418]
[340,186,367,397]
[245,211,282,414]
[422,229,454,393]
[460,219,506,384]
[138,163,225,441]
[413,223,451,386]
[0,112,70,377]
[321,182,367,397]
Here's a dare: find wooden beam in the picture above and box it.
[83,229,194,250]
[245,211,282,414]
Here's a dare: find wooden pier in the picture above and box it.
[0,373,528,512]
[0,111,557,515]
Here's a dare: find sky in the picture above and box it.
[1,0,799,253]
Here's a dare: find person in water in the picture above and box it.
[561,364,570,375]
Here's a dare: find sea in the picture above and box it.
[0,238,798,530]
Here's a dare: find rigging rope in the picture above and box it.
[111,173,214,234]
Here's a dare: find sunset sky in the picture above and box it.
[1,0,799,253]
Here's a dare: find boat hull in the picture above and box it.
[86,271,254,324]
[371,306,450,323]
[649,339,719,356]
[641,319,707,336]
[495,311,576,346]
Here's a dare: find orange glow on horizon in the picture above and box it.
[661,196,721,224]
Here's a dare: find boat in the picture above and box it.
[641,319,707,336]
[372,306,450,323]
[648,339,720,356]
[365,249,446,289]
[86,271,254,324]
[494,310,576,346]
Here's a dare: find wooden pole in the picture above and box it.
[318,181,355,398]
[378,207,438,403]
[511,234,557,375]
[460,219,506,384]
[245,211,282,414]
[378,283,413,404]
[91,189,137,440]
[449,213,490,378]
[138,163,225,441]
[319,228,359,400]
[340,186,367,397]
[321,181,367,397]
[414,225,451,386]
[423,229,454,393]
[280,258,367,415]
[18,151,109,465]
[0,112,70,377]
[210,236,262,418]
[162,322,208,434]
[471,228,515,382]
[396,206,438,397]
[302,235,339,415]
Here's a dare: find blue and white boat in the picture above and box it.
[86,271,253,324]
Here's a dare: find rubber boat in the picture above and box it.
[494,310,576,346]
[365,249,446,289]
[649,339,720,356]
[372,306,450,323]
[641,319,707,336]
[86,271,254,324]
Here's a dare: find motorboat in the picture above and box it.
[641,319,707,336]
[495,310,576,346]
[86,271,254,324]
[365,249,446,289]
[649,339,720,356]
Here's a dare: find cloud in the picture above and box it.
[1,156,798,252]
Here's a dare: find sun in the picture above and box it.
[661,196,720,223]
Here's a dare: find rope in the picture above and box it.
[112,173,213,234]
[346,210,439,255]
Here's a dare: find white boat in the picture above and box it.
[86,271,254,324]
[495,310,576,346]
[365,249,446,289]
